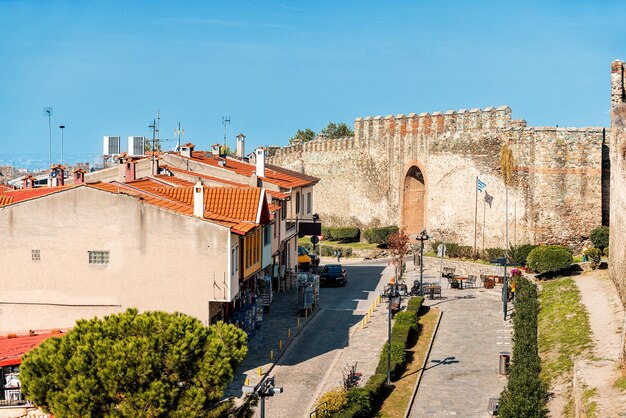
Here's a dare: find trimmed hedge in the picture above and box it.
[363,226,399,245]
[320,245,353,258]
[526,245,573,274]
[323,227,360,243]
[331,296,423,417]
[430,241,473,258]
[498,277,548,417]
[589,226,609,250]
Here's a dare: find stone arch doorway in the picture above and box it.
[401,163,427,236]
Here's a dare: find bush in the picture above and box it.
[484,247,506,261]
[393,311,418,329]
[526,245,573,274]
[364,373,389,405]
[510,244,538,266]
[498,277,548,417]
[603,247,609,257]
[363,226,399,245]
[322,227,332,240]
[300,241,313,252]
[587,248,602,269]
[406,296,425,313]
[326,227,360,243]
[590,226,609,250]
[317,387,348,417]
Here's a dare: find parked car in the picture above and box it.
[298,246,319,270]
[320,264,348,286]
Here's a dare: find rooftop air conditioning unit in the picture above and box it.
[103,136,121,156]
[128,136,146,157]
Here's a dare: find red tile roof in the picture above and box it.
[0,184,13,193]
[0,186,74,205]
[153,175,195,187]
[0,331,63,367]
[162,165,249,187]
[177,151,319,189]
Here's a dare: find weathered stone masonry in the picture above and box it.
[610,60,626,309]
[270,106,607,249]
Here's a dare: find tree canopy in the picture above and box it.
[20,309,247,417]
[289,122,354,144]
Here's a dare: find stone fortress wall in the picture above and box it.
[269,102,607,249]
[610,60,626,307]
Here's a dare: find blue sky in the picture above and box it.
[1,0,625,170]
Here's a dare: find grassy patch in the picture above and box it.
[299,236,381,251]
[582,387,598,418]
[378,308,439,418]
[538,277,594,383]
[614,375,626,391]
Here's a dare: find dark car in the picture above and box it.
[320,264,347,286]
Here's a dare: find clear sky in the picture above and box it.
[1,0,625,170]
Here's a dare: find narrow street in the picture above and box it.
[261,262,389,418]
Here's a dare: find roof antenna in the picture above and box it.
[222,116,231,148]
[174,122,184,151]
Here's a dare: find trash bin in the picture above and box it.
[499,352,510,375]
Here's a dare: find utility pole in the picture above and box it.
[242,375,283,418]
[44,107,53,171]
[59,125,65,166]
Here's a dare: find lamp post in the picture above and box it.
[59,125,65,166]
[312,212,319,260]
[416,229,430,296]
[383,282,400,386]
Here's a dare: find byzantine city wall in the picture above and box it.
[610,60,626,309]
[269,105,606,249]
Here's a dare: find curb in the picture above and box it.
[404,308,443,418]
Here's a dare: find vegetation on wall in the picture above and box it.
[290,122,354,144]
[21,309,247,417]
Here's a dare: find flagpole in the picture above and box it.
[474,176,478,258]
[482,193,486,253]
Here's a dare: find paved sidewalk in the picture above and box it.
[225,285,317,399]
[408,284,511,418]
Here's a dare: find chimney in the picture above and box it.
[73,169,85,184]
[236,133,246,159]
[124,160,136,182]
[180,143,194,158]
[193,181,205,217]
[49,165,65,187]
[211,144,221,156]
[152,157,160,175]
[255,147,266,178]
[22,176,34,189]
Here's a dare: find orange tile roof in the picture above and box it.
[162,165,249,187]
[177,151,319,189]
[266,190,290,200]
[153,175,195,187]
[0,331,64,367]
[0,184,13,194]
[2,186,74,205]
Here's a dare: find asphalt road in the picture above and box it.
[260,262,389,418]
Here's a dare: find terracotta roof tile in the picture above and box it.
[2,186,74,205]
[177,151,319,189]
[153,175,195,187]
[0,331,63,367]
[162,165,249,187]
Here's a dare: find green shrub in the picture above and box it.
[406,296,424,313]
[603,247,609,257]
[322,227,333,240]
[300,241,313,252]
[484,247,506,261]
[391,323,412,345]
[364,373,389,405]
[393,311,418,329]
[498,277,548,417]
[590,226,609,250]
[326,227,360,243]
[511,244,538,266]
[376,342,406,378]
[345,387,371,415]
[363,226,399,245]
[526,245,573,274]
[317,387,348,417]
[587,248,602,269]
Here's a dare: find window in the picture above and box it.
[88,251,110,264]
[31,249,40,261]
[231,247,236,276]
[273,221,277,238]
[295,192,300,214]
[281,201,286,220]
[264,225,271,245]
[307,192,312,214]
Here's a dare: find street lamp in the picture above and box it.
[416,229,430,296]
[59,125,65,166]
[383,281,400,386]
[242,375,283,418]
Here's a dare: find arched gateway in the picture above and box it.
[401,163,427,236]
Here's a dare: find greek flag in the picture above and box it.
[477,178,486,192]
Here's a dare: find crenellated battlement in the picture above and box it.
[354,105,512,143]
[270,136,356,159]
